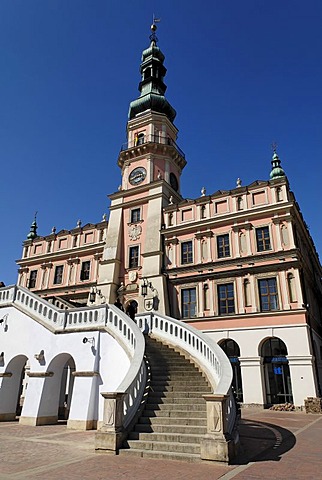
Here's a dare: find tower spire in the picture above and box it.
[270,143,286,179]
[128,22,176,123]
[26,211,38,240]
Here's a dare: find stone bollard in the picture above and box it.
[95,392,126,453]
[200,394,238,463]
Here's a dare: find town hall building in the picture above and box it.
[1,22,322,462]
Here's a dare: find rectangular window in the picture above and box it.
[181,241,193,264]
[218,283,235,315]
[256,226,271,251]
[29,270,38,289]
[130,208,141,223]
[217,234,230,258]
[80,261,91,281]
[258,278,279,311]
[129,246,139,269]
[181,288,197,318]
[54,265,64,285]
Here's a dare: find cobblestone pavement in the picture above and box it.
[0,408,321,480]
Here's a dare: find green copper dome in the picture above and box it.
[270,151,286,179]
[128,29,176,123]
[27,216,38,240]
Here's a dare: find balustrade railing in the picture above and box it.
[135,312,237,436]
[120,134,185,159]
[0,284,146,433]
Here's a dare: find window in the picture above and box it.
[217,234,230,258]
[54,265,64,285]
[29,270,38,289]
[131,208,141,223]
[135,132,145,146]
[218,283,235,315]
[181,288,196,318]
[258,278,279,311]
[129,246,139,269]
[181,241,193,264]
[80,261,91,281]
[256,226,271,251]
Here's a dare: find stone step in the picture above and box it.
[145,402,206,412]
[147,394,205,404]
[119,448,202,463]
[124,439,201,455]
[148,390,209,399]
[138,416,207,427]
[135,423,207,435]
[142,409,206,418]
[150,377,206,385]
[150,384,211,392]
[128,431,203,445]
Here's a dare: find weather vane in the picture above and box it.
[150,14,161,43]
[271,141,278,153]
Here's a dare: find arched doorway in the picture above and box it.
[219,339,243,402]
[0,355,28,420]
[261,337,293,405]
[37,353,75,424]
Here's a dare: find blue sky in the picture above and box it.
[1,1,322,285]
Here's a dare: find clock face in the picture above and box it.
[129,166,147,185]
[170,172,178,191]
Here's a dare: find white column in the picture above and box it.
[288,356,318,406]
[239,357,265,405]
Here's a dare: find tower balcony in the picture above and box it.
[120,135,185,158]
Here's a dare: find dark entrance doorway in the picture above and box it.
[261,337,293,405]
[219,339,243,402]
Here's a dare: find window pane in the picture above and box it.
[131,208,141,223]
[129,246,139,268]
[258,278,278,311]
[80,261,90,281]
[217,234,230,258]
[218,283,235,315]
[181,288,196,318]
[256,227,271,251]
[181,241,193,264]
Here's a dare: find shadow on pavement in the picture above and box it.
[231,418,296,465]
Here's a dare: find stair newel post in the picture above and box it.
[95,392,126,453]
[200,394,235,462]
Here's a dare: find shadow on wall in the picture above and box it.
[232,418,296,465]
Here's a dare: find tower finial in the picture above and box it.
[150,15,161,44]
[269,142,286,180]
[26,212,38,240]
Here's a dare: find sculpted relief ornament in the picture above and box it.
[128,224,142,241]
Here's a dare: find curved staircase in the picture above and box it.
[120,336,212,462]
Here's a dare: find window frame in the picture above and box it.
[129,245,140,269]
[217,283,235,315]
[181,240,193,265]
[130,208,141,224]
[53,265,64,285]
[28,270,38,289]
[80,261,91,281]
[217,233,231,258]
[181,287,197,319]
[258,277,279,311]
[256,226,271,252]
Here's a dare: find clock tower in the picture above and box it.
[97,24,186,314]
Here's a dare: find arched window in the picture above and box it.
[219,339,243,402]
[261,337,293,405]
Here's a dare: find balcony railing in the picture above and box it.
[120,135,185,159]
